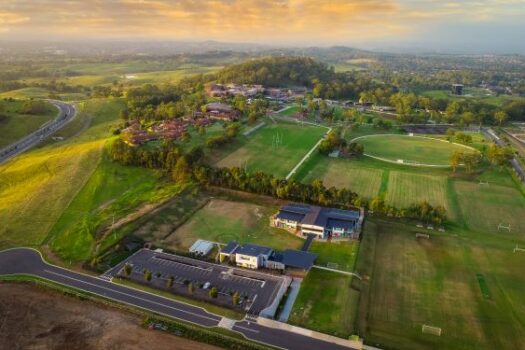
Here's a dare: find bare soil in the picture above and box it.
[0,282,221,350]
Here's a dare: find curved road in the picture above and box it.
[0,100,76,164]
[0,248,357,350]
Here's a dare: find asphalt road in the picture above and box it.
[0,100,76,165]
[484,128,525,183]
[0,248,357,350]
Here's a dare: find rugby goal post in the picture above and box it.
[498,223,511,232]
[422,324,442,336]
[514,245,525,253]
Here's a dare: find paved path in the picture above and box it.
[278,278,302,322]
[0,248,359,350]
[0,100,76,165]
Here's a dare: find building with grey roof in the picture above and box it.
[273,203,363,239]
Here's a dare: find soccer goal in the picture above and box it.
[498,223,511,232]
[416,233,430,239]
[422,324,442,336]
[478,181,489,186]
[514,245,525,253]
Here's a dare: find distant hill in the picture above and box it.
[215,56,336,87]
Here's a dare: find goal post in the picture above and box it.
[422,324,442,336]
[498,223,511,232]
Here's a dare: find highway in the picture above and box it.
[0,100,76,164]
[0,248,358,350]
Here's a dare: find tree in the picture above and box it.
[143,269,152,282]
[209,287,218,298]
[167,276,174,288]
[172,156,191,183]
[494,111,508,126]
[123,263,132,276]
[232,291,240,305]
[450,150,462,173]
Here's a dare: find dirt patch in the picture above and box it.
[0,282,221,350]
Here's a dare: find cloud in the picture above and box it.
[0,0,523,46]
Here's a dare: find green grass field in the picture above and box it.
[356,134,476,166]
[357,219,525,350]
[0,99,57,148]
[288,269,359,338]
[309,240,360,272]
[216,122,326,178]
[46,152,179,262]
[278,105,300,116]
[421,88,519,107]
[385,171,452,213]
[164,198,304,251]
[454,179,525,234]
[298,153,383,199]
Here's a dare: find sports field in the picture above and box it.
[288,268,359,338]
[358,219,525,350]
[216,123,326,178]
[165,199,304,251]
[355,134,476,166]
[454,180,525,234]
[309,240,360,272]
[298,154,383,199]
[385,171,452,213]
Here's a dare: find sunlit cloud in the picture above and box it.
[0,0,523,46]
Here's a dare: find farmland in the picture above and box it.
[216,122,327,178]
[357,219,525,350]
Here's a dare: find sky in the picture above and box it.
[0,0,524,53]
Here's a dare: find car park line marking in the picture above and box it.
[43,269,220,322]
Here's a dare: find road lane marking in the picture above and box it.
[44,269,219,322]
[234,325,260,333]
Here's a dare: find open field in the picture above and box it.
[355,134,476,166]
[165,198,304,251]
[278,104,300,116]
[298,154,383,199]
[385,171,452,212]
[0,139,104,248]
[0,98,127,252]
[288,269,359,338]
[0,99,57,148]
[454,180,525,234]
[46,153,179,262]
[0,282,220,350]
[216,122,326,178]
[357,219,525,350]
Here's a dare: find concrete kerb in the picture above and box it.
[350,134,479,168]
[256,317,363,349]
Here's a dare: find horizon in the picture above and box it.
[1,0,524,54]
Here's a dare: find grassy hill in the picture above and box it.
[0,99,57,148]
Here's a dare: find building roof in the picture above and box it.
[277,203,360,230]
[236,243,273,257]
[275,249,317,270]
[206,102,233,112]
[222,241,239,255]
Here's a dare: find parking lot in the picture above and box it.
[106,249,288,315]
